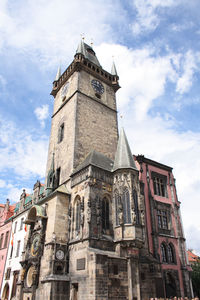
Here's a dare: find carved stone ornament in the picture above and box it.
[87,199,91,223]
[141,210,145,226]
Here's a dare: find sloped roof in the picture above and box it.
[76,40,101,67]
[72,150,113,175]
[113,128,138,172]
[187,250,199,263]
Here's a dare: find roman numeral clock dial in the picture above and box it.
[91,79,104,96]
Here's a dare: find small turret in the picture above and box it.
[111,61,118,76]
[55,66,61,81]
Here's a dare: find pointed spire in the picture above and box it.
[111,61,118,76]
[55,66,61,81]
[76,38,86,56]
[113,128,137,172]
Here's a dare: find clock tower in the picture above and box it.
[46,39,120,190]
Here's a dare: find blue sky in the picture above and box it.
[0,0,200,254]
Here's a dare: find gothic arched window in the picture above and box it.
[161,243,167,262]
[75,197,81,232]
[102,197,109,232]
[133,189,139,224]
[123,188,131,224]
[167,243,175,263]
[115,191,120,226]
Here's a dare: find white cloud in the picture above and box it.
[0,179,6,188]
[0,116,48,179]
[131,0,180,35]
[34,104,49,128]
[0,0,124,69]
[0,74,6,87]
[176,50,199,94]
[6,185,31,203]
[97,43,177,119]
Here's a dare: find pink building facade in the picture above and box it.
[135,155,193,298]
[0,200,15,292]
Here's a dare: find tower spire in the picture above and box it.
[111,60,118,76]
[55,66,61,81]
[113,128,137,172]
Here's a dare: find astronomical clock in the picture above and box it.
[20,205,47,292]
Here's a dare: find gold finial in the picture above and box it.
[81,33,85,40]
[91,38,94,47]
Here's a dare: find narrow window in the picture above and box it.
[123,189,131,224]
[161,243,167,262]
[115,192,120,226]
[153,176,167,197]
[16,240,21,257]
[0,233,4,249]
[20,218,24,231]
[56,167,61,188]
[75,200,81,232]
[10,245,13,258]
[162,211,168,229]
[58,123,64,143]
[11,271,19,298]
[167,244,175,263]
[14,222,17,233]
[102,197,109,232]
[4,231,9,248]
[133,189,139,224]
[157,210,168,229]
[5,268,11,280]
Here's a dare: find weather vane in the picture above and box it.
[81,33,85,40]
[91,38,94,47]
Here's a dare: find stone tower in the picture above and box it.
[45,40,120,191]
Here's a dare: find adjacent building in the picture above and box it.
[1,191,33,300]
[0,200,15,292]
[135,155,193,297]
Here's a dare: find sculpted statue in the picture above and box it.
[118,207,123,225]
[141,210,145,226]
[132,209,136,225]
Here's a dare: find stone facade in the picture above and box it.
[1,41,193,300]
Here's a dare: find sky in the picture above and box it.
[0,0,200,254]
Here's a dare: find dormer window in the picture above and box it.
[86,47,95,55]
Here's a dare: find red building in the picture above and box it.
[135,155,193,298]
[0,200,15,291]
[187,250,199,265]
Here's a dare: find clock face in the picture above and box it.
[61,82,69,98]
[91,80,104,95]
[56,249,64,260]
[31,234,40,257]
